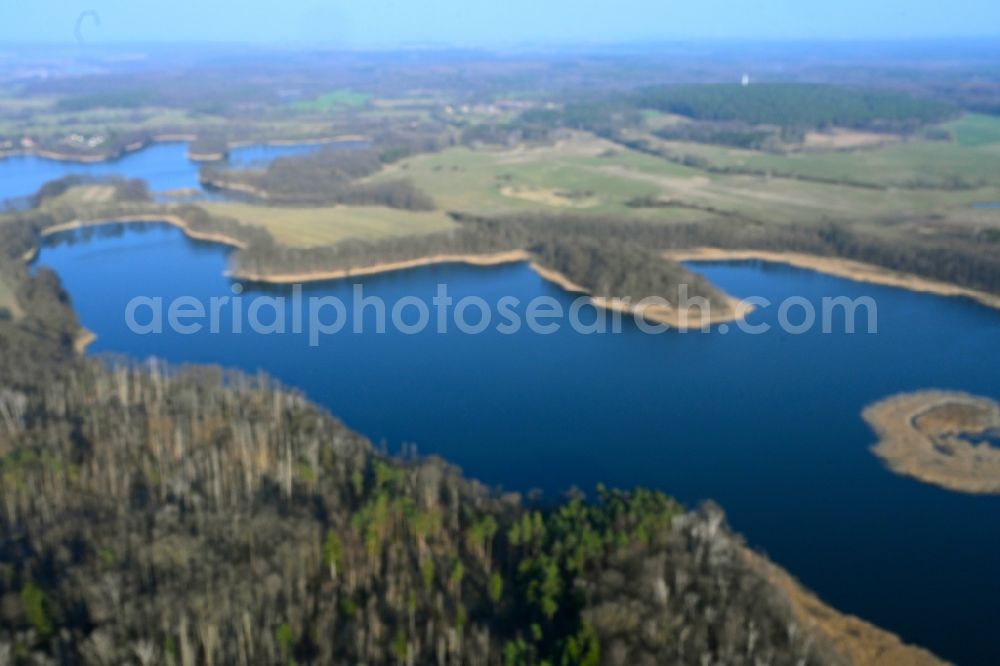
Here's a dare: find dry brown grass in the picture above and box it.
[864,390,1000,494]
[801,128,898,151]
[201,202,455,248]
[742,547,947,666]
[0,276,22,320]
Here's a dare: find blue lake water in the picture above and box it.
[0,141,336,203]
[35,223,1000,666]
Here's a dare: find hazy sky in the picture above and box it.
[3,0,1000,46]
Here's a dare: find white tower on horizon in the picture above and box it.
[741,73,750,87]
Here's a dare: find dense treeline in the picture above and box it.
[633,84,955,131]
[652,122,797,151]
[227,206,1000,297]
[202,147,436,210]
[520,103,642,137]
[0,215,83,389]
[515,213,1000,295]
[531,238,733,309]
[927,81,1000,117]
[519,84,955,145]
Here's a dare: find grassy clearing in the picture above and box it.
[40,185,117,209]
[945,113,1000,147]
[626,128,1000,189]
[201,202,456,247]
[291,90,372,113]
[370,134,716,221]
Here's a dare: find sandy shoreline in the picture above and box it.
[74,328,97,354]
[33,218,744,331]
[237,252,747,330]
[667,248,1000,310]
[741,546,946,666]
[39,215,249,250]
[592,294,749,329]
[864,390,1000,495]
[188,151,228,162]
[227,134,368,148]
[32,149,133,163]
[234,250,533,284]
[33,225,994,332]
[21,246,39,263]
[527,262,589,293]
[529,261,748,329]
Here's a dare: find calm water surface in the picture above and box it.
[36,224,1000,666]
[0,141,335,202]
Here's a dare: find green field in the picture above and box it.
[624,122,1000,189]
[370,132,1000,227]
[291,90,372,113]
[201,202,456,247]
[944,113,1000,147]
[370,135,722,221]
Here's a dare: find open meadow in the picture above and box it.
[200,201,456,247]
[371,130,1000,230]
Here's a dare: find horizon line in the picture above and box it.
[3,35,1000,51]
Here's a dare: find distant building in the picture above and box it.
[741,74,750,87]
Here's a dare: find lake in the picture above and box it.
[0,140,349,203]
[35,223,1000,666]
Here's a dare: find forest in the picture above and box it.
[632,84,955,131]
[530,238,734,310]
[518,83,956,142]
[651,122,786,150]
[201,144,439,210]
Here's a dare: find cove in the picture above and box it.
[35,223,1000,666]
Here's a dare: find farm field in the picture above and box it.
[291,89,372,112]
[623,114,1000,189]
[375,131,1000,226]
[946,113,1000,147]
[200,201,457,247]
